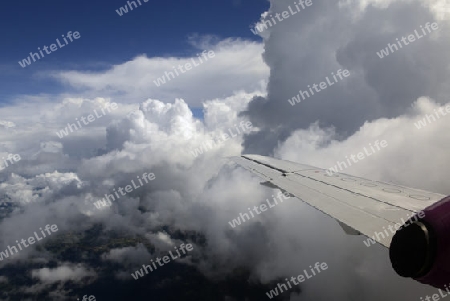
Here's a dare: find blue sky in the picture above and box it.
[0,0,268,104]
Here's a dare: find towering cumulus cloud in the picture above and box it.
[243,0,450,156]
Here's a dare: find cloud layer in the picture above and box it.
[50,38,269,107]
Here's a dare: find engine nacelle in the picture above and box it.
[389,196,450,288]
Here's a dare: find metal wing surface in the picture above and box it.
[231,154,446,248]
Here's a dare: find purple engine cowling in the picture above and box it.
[390,196,450,288]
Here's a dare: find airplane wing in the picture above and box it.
[231,154,446,248]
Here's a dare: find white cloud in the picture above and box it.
[276,97,450,195]
[31,263,96,284]
[50,38,269,106]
